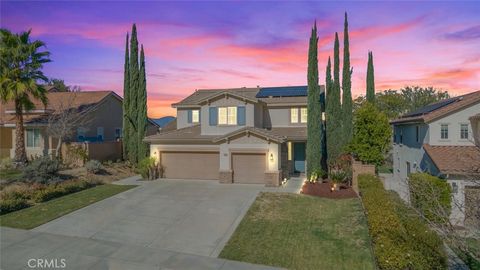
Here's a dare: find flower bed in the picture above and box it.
[301,181,357,199]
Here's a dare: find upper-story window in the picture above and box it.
[26,128,41,148]
[300,108,308,123]
[440,124,449,139]
[188,109,200,124]
[218,106,237,125]
[460,124,469,139]
[290,107,307,123]
[290,108,298,123]
[192,110,199,123]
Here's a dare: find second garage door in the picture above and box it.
[161,152,219,180]
[232,153,266,184]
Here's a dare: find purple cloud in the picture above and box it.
[445,25,480,40]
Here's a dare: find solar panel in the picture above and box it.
[402,97,458,117]
[256,86,308,98]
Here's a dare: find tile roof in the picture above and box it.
[268,127,308,140]
[423,144,480,176]
[391,90,480,124]
[0,91,117,125]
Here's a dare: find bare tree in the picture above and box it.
[46,92,95,160]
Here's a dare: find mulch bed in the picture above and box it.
[301,181,358,199]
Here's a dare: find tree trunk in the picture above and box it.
[14,100,28,164]
[56,137,63,160]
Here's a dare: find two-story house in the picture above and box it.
[390,90,480,227]
[145,86,325,186]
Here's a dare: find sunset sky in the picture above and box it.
[2,1,479,117]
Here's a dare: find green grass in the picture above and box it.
[0,184,136,229]
[219,192,376,270]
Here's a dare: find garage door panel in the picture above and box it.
[232,153,265,184]
[161,152,219,180]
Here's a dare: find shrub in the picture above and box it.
[0,198,31,215]
[21,156,60,183]
[33,180,96,203]
[309,168,326,182]
[85,160,103,174]
[349,103,391,167]
[138,157,162,180]
[0,184,34,201]
[359,174,447,270]
[0,158,14,171]
[408,173,452,223]
[329,170,348,184]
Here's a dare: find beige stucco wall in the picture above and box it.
[200,96,255,135]
[9,126,52,159]
[71,95,123,142]
[263,106,307,128]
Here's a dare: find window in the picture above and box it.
[460,124,469,139]
[192,110,199,123]
[218,107,236,125]
[300,108,308,123]
[26,128,41,148]
[416,126,419,143]
[290,108,298,123]
[97,127,104,141]
[115,128,122,139]
[451,182,458,194]
[227,107,237,125]
[441,124,448,139]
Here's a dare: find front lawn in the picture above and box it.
[0,184,136,229]
[219,192,375,270]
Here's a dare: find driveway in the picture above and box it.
[33,179,264,257]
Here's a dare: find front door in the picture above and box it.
[293,142,306,173]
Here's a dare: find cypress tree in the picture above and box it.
[122,33,130,160]
[327,33,343,163]
[129,24,139,164]
[342,12,353,145]
[306,22,323,179]
[137,45,148,161]
[366,51,375,103]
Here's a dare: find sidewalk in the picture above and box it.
[1,227,283,270]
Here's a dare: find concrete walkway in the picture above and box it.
[0,227,282,270]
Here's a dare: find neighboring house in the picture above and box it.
[0,90,159,160]
[145,86,325,186]
[152,116,177,133]
[390,90,480,227]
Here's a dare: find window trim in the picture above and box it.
[218,106,237,126]
[191,109,200,123]
[460,123,469,140]
[26,128,41,148]
[290,108,299,123]
[300,108,308,123]
[440,124,449,140]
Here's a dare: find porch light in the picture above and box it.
[322,112,326,121]
[269,153,274,162]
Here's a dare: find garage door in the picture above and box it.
[232,153,266,184]
[161,152,219,180]
[465,186,480,228]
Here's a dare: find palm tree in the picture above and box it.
[0,29,51,164]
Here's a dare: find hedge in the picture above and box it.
[408,173,452,223]
[0,199,31,215]
[33,181,96,203]
[359,174,447,270]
